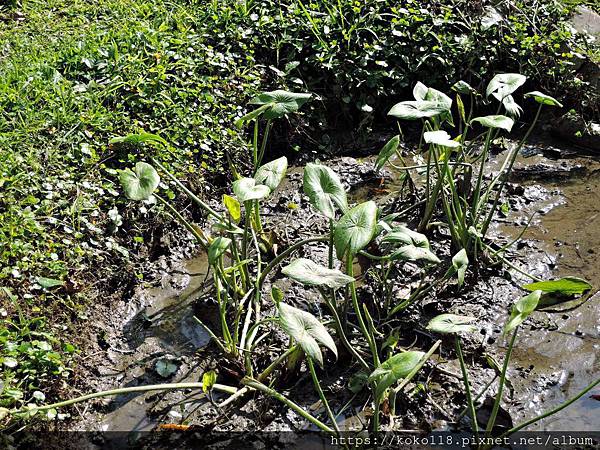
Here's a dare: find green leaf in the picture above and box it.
[37,277,64,289]
[277,302,337,366]
[427,314,477,334]
[271,285,284,306]
[254,156,288,191]
[202,370,217,393]
[222,194,241,223]
[282,258,355,289]
[501,95,523,118]
[486,73,527,101]
[388,100,450,120]
[522,276,591,295]
[208,237,232,265]
[232,177,270,202]
[375,135,400,171]
[504,290,542,334]
[369,351,426,400]
[424,130,460,148]
[524,91,563,107]
[334,201,378,259]
[109,132,167,147]
[452,80,477,95]
[119,162,160,201]
[248,90,312,120]
[452,249,469,288]
[470,115,514,132]
[381,226,440,264]
[303,162,348,219]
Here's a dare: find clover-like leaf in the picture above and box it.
[222,194,241,223]
[486,73,526,101]
[248,90,312,120]
[381,226,440,264]
[504,290,542,334]
[303,162,348,219]
[424,130,460,148]
[119,162,160,201]
[524,91,563,108]
[282,258,355,289]
[427,314,477,334]
[278,302,337,366]
[254,156,288,191]
[470,115,514,132]
[369,351,426,400]
[208,237,232,265]
[375,135,400,171]
[334,201,378,260]
[522,276,591,296]
[233,177,270,202]
[452,249,469,288]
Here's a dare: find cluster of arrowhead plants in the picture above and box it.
[5,83,597,441]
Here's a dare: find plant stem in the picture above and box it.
[154,194,207,249]
[485,328,518,436]
[242,378,335,435]
[258,345,298,382]
[499,376,600,438]
[11,382,237,416]
[307,357,340,434]
[456,335,479,438]
[328,218,334,269]
[346,252,379,366]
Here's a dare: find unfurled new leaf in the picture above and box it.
[381,226,440,264]
[504,290,541,334]
[375,135,400,171]
[222,194,241,223]
[369,351,426,400]
[452,249,469,287]
[208,237,232,265]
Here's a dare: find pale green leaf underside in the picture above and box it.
[282,258,355,289]
[119,162,160,201]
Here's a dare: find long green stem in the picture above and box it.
[307,358,340,434]
[456,335,478,438]
[155,194,207,248]
[347,252,379,366]
[499,376,600,438]
[11,382,237,416]
[485,328,518,436]
[242,377,335,434]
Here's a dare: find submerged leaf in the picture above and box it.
[522,277,591,295]
[334,201,378,259]
[375,135,400,171]
[303,162,348,219]
[233,178,270,202]
[427,314,477,334]
[369,351,426,400]
[504,290,542,334]
[119,162,160,201]
[282,258,355,289]
[470,115,514,132]
[278,302,337,366]
[254,156,288,191]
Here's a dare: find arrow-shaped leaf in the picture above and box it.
[303,162,348,219]
[369,351,426,400]
[233,178,270,202]
[334,201,378,260]
[282,258,355,289]
[119,162,160,201]
[254,156,288,191]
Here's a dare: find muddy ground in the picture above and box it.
[15,138,600,449]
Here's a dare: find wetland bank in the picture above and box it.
[1,1,600,449]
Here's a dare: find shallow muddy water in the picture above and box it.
[73,143,600,442]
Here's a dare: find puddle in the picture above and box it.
[494,148,600,431]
